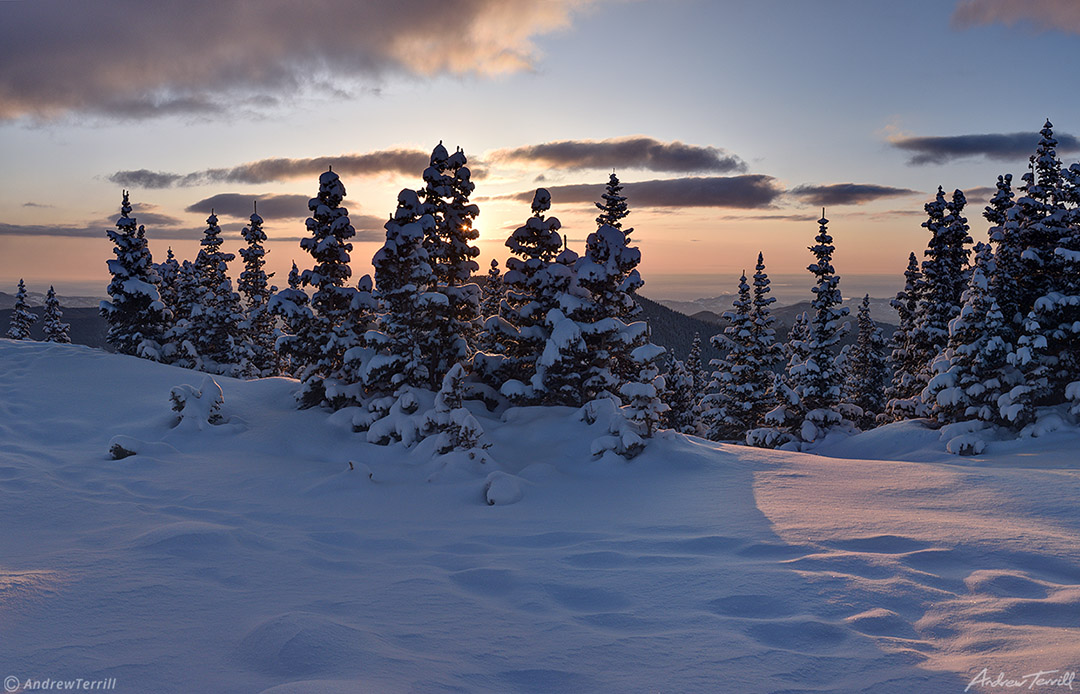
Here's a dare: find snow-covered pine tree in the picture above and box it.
[268,261,312,378]
[479,259,503,321]
[662,358,698,434]
[984,174,1022,329]
[419,143,482,387]
[100,191,169,359]
[536,308,591,406]
[155,247,180,339]
[237,206,280,377]
[700,271,755,441]
[485,189,566,400]
[361,189,441,399]
[841,295,889,429]
[923,242,1028,427]
[748,252,781,414]
[686,332,707,402]
[161,259,200,368]
[189,211,249,377]
[575,221,646,395]
[593,171,641,322]
[700,257,779,442]
[5,279,37,340]
[1015,121,1080,408]
[884,252,924,420]
[617,342,669,454]
[751,311,809,447]
[595,171,633,237]
[41,286,70,343]
[292,168,365,407]
[785,212,850,443]
[1014,121,1067,315]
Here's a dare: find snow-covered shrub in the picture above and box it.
[169,376,225,431]
[424,364,490,458]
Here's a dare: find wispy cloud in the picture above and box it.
[109,148,436,189]
[500,175,783,209]
[888,131,1080,165]
[0,0,595,121]
[788,183,920,206]
[952,0,1080,35]
[488,137,747,174]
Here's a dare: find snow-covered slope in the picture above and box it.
[2,339,1078,693]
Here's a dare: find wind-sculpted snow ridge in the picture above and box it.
[1,339,1079,693]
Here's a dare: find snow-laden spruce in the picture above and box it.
[884,252,923,420]
[41,286,70,343]
[6,278,38,340]
[480,188,568,402]
[419,143,482,386]
[100,191,169,359]
[237,206,280,378]
[764,213,851,446]
[840,295,889,429]
[279,168,372,407]
[923,242,1027,428]
[188,212,250,377]
[349,188,441,429]
[702,253,780,443]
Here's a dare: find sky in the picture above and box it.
[3,0,1080,301]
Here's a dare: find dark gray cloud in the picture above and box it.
[506,175,783,209]
[186,193,386,241]
[185,194,313,220]
[109,148,435,188]
[788,183,920,207]
[489,137,746,174]
[962,186,999,204]
[0,0,590,121]
[889,131,1080,165]
[952,0,1080,35]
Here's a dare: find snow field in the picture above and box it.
[1,339,1079,693]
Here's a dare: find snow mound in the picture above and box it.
[235,612,373,678]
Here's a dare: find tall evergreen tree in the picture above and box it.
[781,212,850,442]
[685,332,707,405]
[100,191,168,359]
[701,256,780,441]
[238,206,279,377]
[841,295,889,428]
[700,271,755,440]
[486,189,566,399]
[924,242,1028,427]
[663,359,697,434]
[575,221,646,393]
[361,189,441,398]
[589,173,643,322]
[189,211,248,376]
[41,286,70,343]
[420,143,482,385]
[290,168,364,406]
[5,279,37,340]
[984,174,1023,329]
[884,252,924,420]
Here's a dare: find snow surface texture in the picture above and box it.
[2,339,1080,693]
